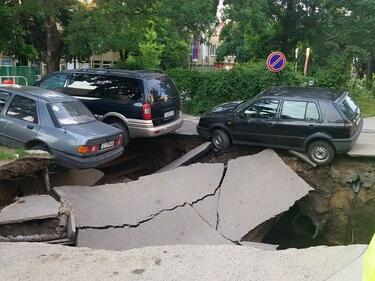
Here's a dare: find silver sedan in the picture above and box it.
[0,86,124,169]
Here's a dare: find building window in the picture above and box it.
[102,61,112,68]
[92,60,101,68]
[209,45,217,57]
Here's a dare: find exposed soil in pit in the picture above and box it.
[199,146,375,248]
[96,134,205,184]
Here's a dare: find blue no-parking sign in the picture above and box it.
[267,51,287,73]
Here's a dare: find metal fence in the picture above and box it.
[0,66,37,86]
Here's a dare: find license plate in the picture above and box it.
[164,110,174,118]
[100,140,114,150]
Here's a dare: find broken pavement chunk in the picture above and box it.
[50,169,104,187]
[0,195,60,225]
[77,205,231,251]
[217,149,313,241]
[54,163,224,228]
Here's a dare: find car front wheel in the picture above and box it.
[308,140,335,166]
[211,129,230,152]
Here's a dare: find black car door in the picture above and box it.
[273,100,321,149]
[231,98,280,145]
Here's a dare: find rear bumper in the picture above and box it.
[52,146,124,169]
[332,119,363,153]
[128,116,183,138]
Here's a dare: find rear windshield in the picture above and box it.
[50,101,96,125]
[340,94,359,120]
[146,76,178,103]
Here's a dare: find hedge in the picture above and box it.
[167,62,306,115]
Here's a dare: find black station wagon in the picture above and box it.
[197,87,363,165]
[36,69,183,146]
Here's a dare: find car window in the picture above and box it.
[305,102,320,121]
[105,76,142,102]
[49,101,96,125]
[66,74,142,101]
[39,73,68,91]
[340,94,359,121]
[146,76,178,103]
[243,99,279,120]
[6,95,38,124]
[0,91,10,113]
[281,101,307,120]
[66,73,103,97]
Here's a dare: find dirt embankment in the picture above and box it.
[200,146,375,247]
[287,155,375,246]
[0,153,51,206]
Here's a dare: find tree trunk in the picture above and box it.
[366,54,374,90]
[44,16,62,74]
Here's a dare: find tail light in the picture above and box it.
[142,103,152,120]
[77,144,100,154]
[115,135,123,146]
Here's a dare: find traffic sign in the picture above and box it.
[267,51,287,73]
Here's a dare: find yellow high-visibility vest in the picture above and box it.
[364,234,375,281]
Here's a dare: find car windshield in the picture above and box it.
[50,101,96,125]
[340,94,359,121]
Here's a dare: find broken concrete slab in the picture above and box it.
[0,195,60,225]
[157,142,212,173]
[217,149,313,241]
[192,192,219,228]
[240,241,278,251]
[54,163,224,228]
[77,205,230,251]
[327,251,366,281]
[0,243,367,281]
[288,150,317,167]
[50,169,104,187]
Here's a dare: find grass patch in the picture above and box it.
[352,88,375,117]
[0,146,29,161]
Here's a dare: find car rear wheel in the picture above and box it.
[109,121,130,147]
[308,140,335,166]
[211,129,230,152]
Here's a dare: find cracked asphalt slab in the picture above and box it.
[55,149,314,251]
[217,149,313,241]
[54,162,224,228]
[0,243,367,281]
[77,205,231,251]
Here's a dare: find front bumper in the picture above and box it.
[197,126,211,139]
[52,146,124,169]
[128,116,183,138]
[332,119,363,153]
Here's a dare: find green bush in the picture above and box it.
[168,62,305,115]
[309,56,351,89]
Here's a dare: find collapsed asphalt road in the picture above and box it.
[54,149,312,250]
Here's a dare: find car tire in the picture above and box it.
[109,121,130,147]
[308,140,335,166]
[211,129,230,152]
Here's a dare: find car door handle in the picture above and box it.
[27,125,34,130]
